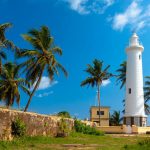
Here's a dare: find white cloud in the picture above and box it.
[32,76,58,90]
[102,79,111,87]
[35,91,54,98]
[66,0,89,14]
[63,0,114,14]
[112,1,150,31]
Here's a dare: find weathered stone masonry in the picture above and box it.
[0,108,74,140]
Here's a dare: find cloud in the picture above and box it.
[112,1,150,31]
[32,76,58,90]
[64,0,89,14]
[62,0,114,14]
[102,79,111,87]
[35,91,54,98]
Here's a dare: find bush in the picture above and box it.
[57,118,70,137]
[74,120,104,136]
[57,111,71,118]
[11,118,26,137]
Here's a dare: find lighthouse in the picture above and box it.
[124,33,147,127]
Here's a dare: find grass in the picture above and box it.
[0,132,149,150]
[123,138,150,150]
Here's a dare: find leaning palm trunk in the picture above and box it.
[98,84,101,126]
[24,71,43,112]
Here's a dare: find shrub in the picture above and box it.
[11,118,26,137]
[57,111,71,118]
[57,118,70,137]
[74,120,104,136]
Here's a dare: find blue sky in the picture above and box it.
[0,0,150,123]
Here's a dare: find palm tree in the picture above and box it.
[81,59,112,126]
[0,62,30,108]
[144,76,150,114]
[18,26,68,112]
[0,23,18,73]
[109,111,122,126]
[116,61,150,115]
[116,61,126,114]
[116,61,126,89]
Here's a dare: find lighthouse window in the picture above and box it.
[139,55,141,60]
[129,88,131,94]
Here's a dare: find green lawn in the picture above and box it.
[0,132,149,150]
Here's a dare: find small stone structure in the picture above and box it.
[90,106,110,126]
[0,108,74,140]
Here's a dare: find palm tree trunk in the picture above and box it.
[98,84,101,126]
[24,71,43,112]
[0,58,2,74]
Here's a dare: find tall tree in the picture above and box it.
[116,61,150,115]
[0,62,30,108]
[80,59,112,126]
[0,23,18,73]
[18,26,67,112]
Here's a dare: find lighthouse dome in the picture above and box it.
[126,33,144,52]
[130,33,139,46]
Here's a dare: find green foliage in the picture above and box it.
[116,61,126,89]
[18,26,68,112]
[138,139,150,146]
[57,118,70,137]
[0,62,30,107]
[109,110,122,126]
[11,118,26,137]
[123,139,150,150]
[144,76,150,115]
[74,120,104,136]
[81,59,112,126]
[81,59,112,88]
[57,111,71,118]
[0,133,148,150]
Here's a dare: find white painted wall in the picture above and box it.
[125,33,146,117]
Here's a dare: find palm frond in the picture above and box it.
[51,47,62,55]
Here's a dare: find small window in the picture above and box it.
[139,55,141,60]
[129,88,131,94]
[97,111,104,115]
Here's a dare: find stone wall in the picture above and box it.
[97,125,150,134]
[0,108,74,140]
[97,126,124,134]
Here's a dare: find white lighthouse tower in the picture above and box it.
[124,33,147,127]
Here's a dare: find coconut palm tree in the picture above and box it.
[80,59,112,126]
[109,110,122,126]
[116,61,150,115]
[0,62,30,108]
[144,76,150,114]
[18,26,68,112]
[0,23,18,73]
[116,61,126,89]
[0,23,12,43]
